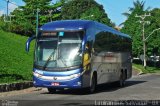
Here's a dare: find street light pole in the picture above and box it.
[145,28,160,41]
[6,0,9,17]
[48,10,53,22]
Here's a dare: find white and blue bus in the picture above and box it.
[26,20,132,93]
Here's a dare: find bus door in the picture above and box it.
[82,42,92,87]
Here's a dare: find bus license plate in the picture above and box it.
[51,82,60,86]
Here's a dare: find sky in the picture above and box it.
[96,0,160,26]
[0,0,160,26]
[0,0,24,15]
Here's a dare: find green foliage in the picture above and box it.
[120,0,160,57]
[0,18,5,30]
[1,0,114,35]
[4,0,63,36]
[0,30,34,84]
[9,9,34,36]
[121,12,144,56]
[133,63,160,73]
[61,0,113,26]
[145,8,160,56]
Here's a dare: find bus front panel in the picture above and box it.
[33,68,83,88]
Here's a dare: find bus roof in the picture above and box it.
[40,20,131,39]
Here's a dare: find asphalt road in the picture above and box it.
[0,73,160,106]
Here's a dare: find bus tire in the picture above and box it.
[119,71,126,87]
[88,74,96,93]
[47,88,56,93]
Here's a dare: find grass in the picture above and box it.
[0,30,34,84]
[133,63,160,74]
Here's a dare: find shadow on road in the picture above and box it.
[95,80,146,94]
[41,80,146,95]
[17,100,94,106]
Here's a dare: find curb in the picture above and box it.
[0,81,33,92]
[132,66,145,76]
[138,72,145,75]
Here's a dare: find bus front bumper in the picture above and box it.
[33,73,82,89]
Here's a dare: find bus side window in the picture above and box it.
[94,31,104,54]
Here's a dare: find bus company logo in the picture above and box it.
[53,77,57,80]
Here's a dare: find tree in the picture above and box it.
[121,0,149,57]
[8,0,63,36]
[122,0,150,18]
[121,0,160,59]
[61,0,113,26]
[0,16,7,31]
[145,8,160,56]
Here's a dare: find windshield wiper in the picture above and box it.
[43,50,56,70]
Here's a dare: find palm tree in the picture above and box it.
[119,0,150,26]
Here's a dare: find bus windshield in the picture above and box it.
[35,31,83,70]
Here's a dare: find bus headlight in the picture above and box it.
[33,72,43,78]
[33,72,81,80]
[70,73,81,79]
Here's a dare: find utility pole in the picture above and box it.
[48,10,53,22]
[6,0,9,17]
[136,13,151,69]
[36,8,40,37]
[4,0,16,22]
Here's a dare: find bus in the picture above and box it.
[26,20,132,93]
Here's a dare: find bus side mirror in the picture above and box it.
[26,36,36,52]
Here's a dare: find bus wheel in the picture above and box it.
[88,75,96,93]
[119,72,126,87]
[47,88,56,93]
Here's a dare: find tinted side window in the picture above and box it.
[120,37,132,52]
[94,31,131,53]
[94,31,106,53]
[94,31,114,53]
